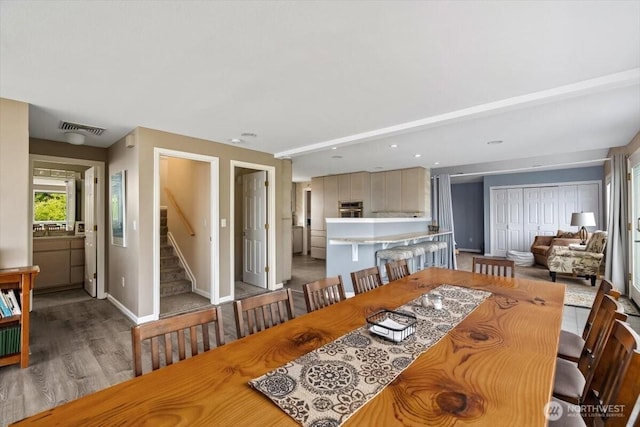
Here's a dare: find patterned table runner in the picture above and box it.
[250,284,491,427]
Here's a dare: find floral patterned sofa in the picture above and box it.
[547,231,608,286]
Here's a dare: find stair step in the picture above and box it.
[160,217,167,227]
[160,256,179,268]
[161,266,186,282]
[160,235,168,245]
[160,245,174,257]
[160,279,192,297]
[160,225,168,236]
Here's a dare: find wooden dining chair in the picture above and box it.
[471,256,515,278]
[131,306,225,377]
[549,320,639,426]
[234,288,295,338]
[303,276,346,312]
[385,259,410,282]
[558,279,620,362]
[552,294,627,404]
[350,266,384,295]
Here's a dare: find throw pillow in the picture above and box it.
[556,230,580,238]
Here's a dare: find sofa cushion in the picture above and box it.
[531,245,550,256]
[556,230,581,239]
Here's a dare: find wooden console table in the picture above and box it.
[0,265,39,368]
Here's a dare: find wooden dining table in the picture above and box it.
[12,268,564,426]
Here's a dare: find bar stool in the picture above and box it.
[376,247,414,280]
[412,241,441,268]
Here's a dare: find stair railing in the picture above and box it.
[164,187,196,236]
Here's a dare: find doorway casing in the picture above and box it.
[29,154,106,299]
[229,160,277,302]
[153,148,220,319]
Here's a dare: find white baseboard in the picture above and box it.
[106,293,155,325]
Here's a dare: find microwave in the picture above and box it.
[338,201,363,218]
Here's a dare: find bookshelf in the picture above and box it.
[0,265,39,368]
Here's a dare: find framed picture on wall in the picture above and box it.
[110,170,126,247]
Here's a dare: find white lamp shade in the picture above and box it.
[570,212,596,227]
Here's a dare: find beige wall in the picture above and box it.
[30,137,108,162]
[0,98,29,268]
[164,157,211,295]
[110,127,292,318]
[107,136,139,312]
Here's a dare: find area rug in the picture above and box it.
[456,252,640,316]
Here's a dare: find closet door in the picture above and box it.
[558,185,578,230]
[524,187,558,245]
[491,188,524,256]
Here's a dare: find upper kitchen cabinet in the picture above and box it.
[371,167,428,213]
[323,175,339,220]
[310,177,324,230]
[337,172,369,204]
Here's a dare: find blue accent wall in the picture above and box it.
[482,166,604,253]
[451,182,484,252]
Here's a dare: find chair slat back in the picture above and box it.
[131,306,224,377]
[582,279,620,340]
[578,295,627,381]
[471,257,515,277]
[581,320,639,425]
[234,288,295,338]
[350,266,383,295]
[385,260,410,282]
[303,276,346,312]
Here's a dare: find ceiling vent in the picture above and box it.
[58,121,106,136]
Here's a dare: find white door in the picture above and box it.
[242,171,267,288]
[523,187,558,244]
[558,185,579,230]
[492,189,509,256]
[84,167,97,297]
[631,163,640,305]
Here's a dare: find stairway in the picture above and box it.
[160,207,192,297]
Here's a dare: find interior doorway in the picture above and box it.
[230,161,277,300]
[153,148,219,320]
[29,154,106,299]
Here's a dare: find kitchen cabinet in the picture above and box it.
[310,177,324,231]
[292,226,303,254]
[338,174,350,202]
[32,236,85,292]
[323,175,339,220]
[371,167,428,213]
[349,172,369,203]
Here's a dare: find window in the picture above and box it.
[34,191,67,221]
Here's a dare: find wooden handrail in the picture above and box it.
[164,188,195,236]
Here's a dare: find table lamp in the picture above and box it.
[570,212,596,245]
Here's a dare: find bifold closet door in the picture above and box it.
[491,188,524,257]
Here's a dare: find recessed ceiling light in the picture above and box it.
[414,154,422,158]
[532,164,543,168]
[434,161,440,165]
[331,146,337,150]
[331,155,343,159]
[389,144,398,148]
[240,132,257,138]
[229,138,244,144]
[374,166,383,170]
[487,140,503,145]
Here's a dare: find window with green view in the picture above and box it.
[34,192,67,221]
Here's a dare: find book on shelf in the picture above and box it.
[0,289,22,317]
[0,324,21,356]
[6,289,21,315]
[0,293,12,318]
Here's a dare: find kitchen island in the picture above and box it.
[326,218,453,293]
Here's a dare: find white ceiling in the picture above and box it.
[1,1,639,182]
